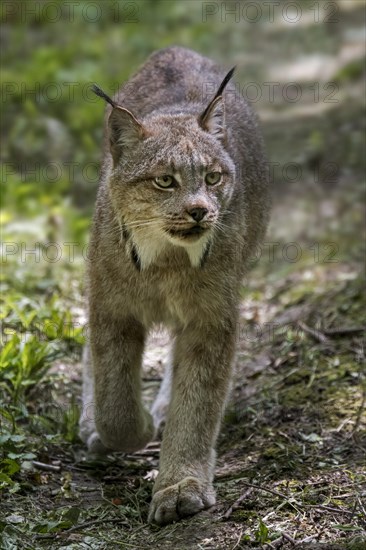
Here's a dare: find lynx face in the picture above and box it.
[94,67,237,267]
[108,114,236,266]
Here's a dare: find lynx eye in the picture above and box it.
[205,172,222,186]
[154,175,175,189]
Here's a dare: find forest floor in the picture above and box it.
[1,184,365,550]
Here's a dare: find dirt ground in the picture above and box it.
[2,184,365,550]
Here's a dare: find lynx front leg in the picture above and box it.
[151,345,174,435]
[148,321,236,525]
[79,345,110,454]
[87,313,154,453]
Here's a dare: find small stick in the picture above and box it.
[34,517,130,540]
[297,321,331,345]
[125,450,160,459]
[357,496,366,519]
[282,532,296,544]
[231,527,243,549]
[224,488,253,518]
[323,326,365,336]
[305,504,355,516]
[146,441,161,448]
[32,461,61,472]
[334,492,366,499]
[269,532,296,548]
[238,481,289,500]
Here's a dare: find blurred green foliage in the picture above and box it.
[1,0,365,223]
[1,0,231,219]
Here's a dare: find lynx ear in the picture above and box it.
[91,84,147,164]
[108,106,147,163]
[199,96,225,139]
[199,67,235,141]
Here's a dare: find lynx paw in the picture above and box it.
[95,408,155,453]
[148,477,216,525]
[79,417,111,456]
[86,432,111,455]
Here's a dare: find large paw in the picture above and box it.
[86,432,111,455]
[96,409,155,453]
[148,477,216,525]
[79,417,110,456]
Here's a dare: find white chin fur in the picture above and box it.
[166,232,211,268]
[132,229,210,269]
[131,229,166,270]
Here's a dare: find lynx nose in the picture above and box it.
[187,207,208,223]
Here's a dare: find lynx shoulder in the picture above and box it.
[79,46,270,525]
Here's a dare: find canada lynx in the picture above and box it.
[79,46,270,525]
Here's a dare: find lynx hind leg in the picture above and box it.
[79,346,110,455]
[151,355,172,435]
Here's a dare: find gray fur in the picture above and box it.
[79,46,270,525]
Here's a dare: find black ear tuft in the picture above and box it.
[199,67,235,141]
[91,84,117,109]
[200,67,235,123]
[91,83,147,164]
[216,67,236,96]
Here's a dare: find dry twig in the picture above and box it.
[32,461,61,472]
[305,504,355,516]
[224,488,253,518]
[34,517,130,540]
[323,326,365,336]
[297,321,331,345]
